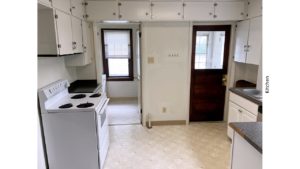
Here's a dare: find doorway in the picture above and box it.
[189,25,231,121]
[99,24,142,125]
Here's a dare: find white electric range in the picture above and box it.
[38,79,110,169]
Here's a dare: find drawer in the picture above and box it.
[229,92,259,116]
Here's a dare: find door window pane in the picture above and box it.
[194,31,225,69]
[108,58,129,76]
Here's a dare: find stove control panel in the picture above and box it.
[40,80,70,99]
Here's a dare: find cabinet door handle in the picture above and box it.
[238,109,242,113]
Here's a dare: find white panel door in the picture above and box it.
[52,0,71,14]
[86,1,118,21]
[55,10,73,55]
[246,16,262,65]
[151,2,183,21]
[234,19,249,63]
[214,1,245,21]
[183,2,214,21]
[71,16,83,53]
[71,0,85,19]
[227,101,241,139]
[247,0,262,19]
[119,1,151,21]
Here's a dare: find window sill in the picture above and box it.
[107,76,134,81]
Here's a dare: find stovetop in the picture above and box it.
[46,93,106,113]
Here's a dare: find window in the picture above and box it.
[102,29,133,81]
[194,31,225,69]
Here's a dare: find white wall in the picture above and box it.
[141,22,191,123]
[234,62,259,85]
[38,57,77,88]
[95,23,140,98]
[38,57,77,169]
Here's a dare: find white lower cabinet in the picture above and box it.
[231,133,262,169]
[227,92,258,139]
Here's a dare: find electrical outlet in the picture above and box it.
[162,107,167,113]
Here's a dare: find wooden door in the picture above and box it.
[190,25,231,121]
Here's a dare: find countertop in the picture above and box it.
[229,88,262,106]
[68,80,101,93]
[229,122,262,153]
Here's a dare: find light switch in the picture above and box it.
[148,57,154,64]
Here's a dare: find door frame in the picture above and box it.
[189,25,232,122]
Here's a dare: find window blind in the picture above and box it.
[104,30,131,59]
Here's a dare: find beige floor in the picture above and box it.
[107,98,141,125]
[103,122,231,169]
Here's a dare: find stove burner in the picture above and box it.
[71,94,86,99]
[77,102,94,108]
[59,103,73,109]
[90,93,101,98]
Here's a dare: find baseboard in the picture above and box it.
[151,120,186,126]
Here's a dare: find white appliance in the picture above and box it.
[38,79,110,169]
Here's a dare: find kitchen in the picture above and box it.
[2,0,300,169]
[37,0,261,169]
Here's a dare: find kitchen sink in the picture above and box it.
[237,88,262,100]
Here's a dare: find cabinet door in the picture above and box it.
[151,2,183,20]
[246,16,262,65]
[119,1,151,21]
[240,109,257,122]
[86,1,118,21]
[227,102,241,139]
[71,0,85,19]
[55,10,73,55]
[71,17,83,53]
[52,0,71,14]
[214,1,245,21]
[247,0,262,19]
[38,0,52,8]
[183,2,214,21]
[82,21,93,64]
[234,19,249,63]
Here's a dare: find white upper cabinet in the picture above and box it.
[86,1,118,21]
[70,0,85,19]
[38,0,52,8]
[234,16,262,65]
[55,10,73,55]
[38,4,58,55]
[119,1,151,21]
[151,2,183,20]
[214,1,245,21]
[246,16,262,65]
[234,19,250,63]
[183,2,214,21]
[247,0,262,19]
[71,17,83,53]
[52,0,71,14]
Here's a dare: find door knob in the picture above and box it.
[222,74,227,86]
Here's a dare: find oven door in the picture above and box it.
[96,98,109,143]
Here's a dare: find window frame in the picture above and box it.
[101,29,134,81]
